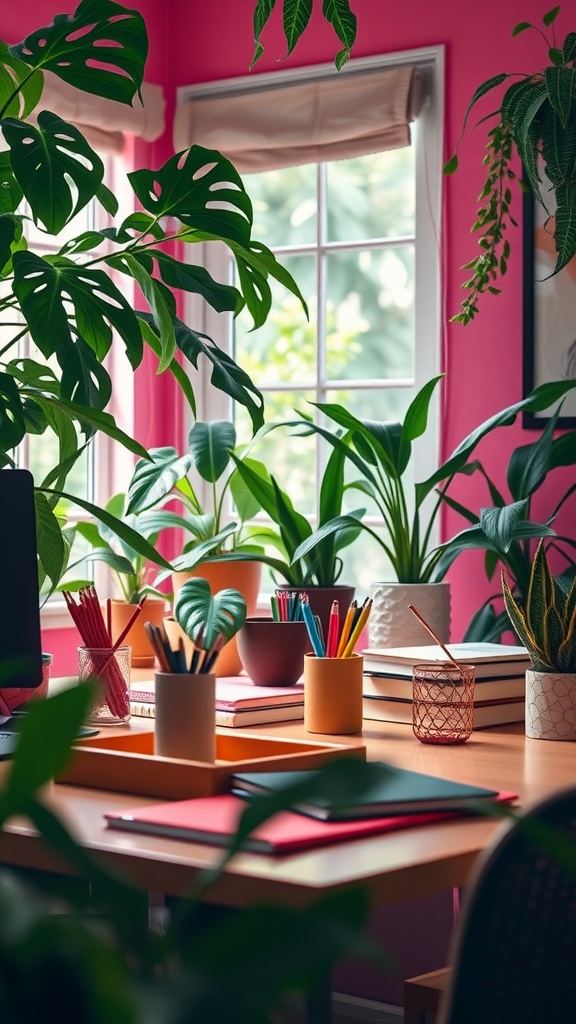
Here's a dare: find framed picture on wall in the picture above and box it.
[522,171,576,429]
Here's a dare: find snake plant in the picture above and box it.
[502,540,576,673]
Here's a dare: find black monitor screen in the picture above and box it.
[0,469,43,689]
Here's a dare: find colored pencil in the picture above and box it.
[342,599,372,658]
[336,599,357,657]
[326,600,340,657]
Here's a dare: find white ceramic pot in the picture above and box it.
[368,581,451,649]
[525,669,576,740]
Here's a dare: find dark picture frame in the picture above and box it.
[522,173,576,429]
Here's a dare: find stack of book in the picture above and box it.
[362,642,530,728]
[129,676,305,728]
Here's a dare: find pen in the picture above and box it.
[326,600,340,657]
[301,598,325,657]
[336,599,357,657]
[342,598,372,658]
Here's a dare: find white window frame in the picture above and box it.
[180,44,445,568]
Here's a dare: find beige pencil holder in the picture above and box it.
[303,653,364,734]
[154,672,216,762]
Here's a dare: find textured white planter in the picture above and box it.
[525,670,576,741]
[368,581,451,649]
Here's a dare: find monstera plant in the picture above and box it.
[0,0,305,591]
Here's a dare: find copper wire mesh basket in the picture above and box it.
[412,662,475,744]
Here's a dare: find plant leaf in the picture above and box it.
[174,577,246,648]
[251,0,277,67]
[34,490,66,590]
[189,420,236,484]
[544,66,575,129]
[2,113,104,234]
[543,6,561,27]
[0,41,43,119]
[282,0,313,60]
[10,0,147,104]
[129,146,253,247]
[506,408,559,500]
[127,448,194,514]
[322,0,357,69]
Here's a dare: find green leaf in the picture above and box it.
[95,180,118,217]
[0,687,93,815]
[399,375,443,471]
[251,0,277,67]
[512,21,533,35]
[147,249,242,314]
[443,153,459,175]
[169,315,265,435]
[189,420,235,485]
[0,371,26,449]
[226,236,309,327]
[550,175,576,275]
[137,316,197,420]
[563,32,576,63]
[13,251,143,369]
[322,0,357,69]
[0,41,43,119]
[2,113,104,234]
[0,152,23,214]
[10,0,147,104]
[229,457,266,523]
[39,487,173,571]
[173,577,246,648]
[129,146,253,248]
[543,6,561,27]
[548,47,564,65]
[38,396,149,458]
[127,448,194,514]
[479,500,529,554]
[544,67,575,129]
[0,213,17,273]
[282,0,313,60]
[34,490,66,589]
[116,252,175,372]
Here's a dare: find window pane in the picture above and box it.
[234,255,316,384]
[326,149,415,242]
[245,165,317,246]
[325,247,414,380]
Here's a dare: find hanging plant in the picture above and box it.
[446,6,576,323]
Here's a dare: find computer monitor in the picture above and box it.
[0,469,43,690]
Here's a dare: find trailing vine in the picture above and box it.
[446,6,576,323]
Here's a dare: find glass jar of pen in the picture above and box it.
[299,593,371,735]
[146,579,247,762]
[65,586,144,726]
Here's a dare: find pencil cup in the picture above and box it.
[78,645,131,726]
[412,663,475,744]
[237,617,309,686]
[154,672,216,762]
[304,653,363,734]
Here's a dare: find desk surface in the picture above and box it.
[1,714,575,909]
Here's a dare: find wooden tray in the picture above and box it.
[56,725,366,800]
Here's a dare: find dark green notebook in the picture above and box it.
[230,764,500,821]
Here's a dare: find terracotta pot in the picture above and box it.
[368,581,451,649]
[109,597,167,667]
[172,559,262,677]
[154,671,216,762]
[526,670,576,740]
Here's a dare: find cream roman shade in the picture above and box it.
[30,72,166,153]
[173,65,421,172]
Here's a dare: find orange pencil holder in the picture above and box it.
[303,653,364,735]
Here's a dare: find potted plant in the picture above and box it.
[431,402,576,643]
[228,438,365,639]
[271,376,576,648]
[62,492,190,666]
[0,0,306,592]
[126,421,271,674]
[502,540,576,740]
[445,6,576,323]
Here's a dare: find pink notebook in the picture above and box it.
[105,792,517,856]
[130,676,304,710]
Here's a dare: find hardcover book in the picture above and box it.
[230,762,504,821]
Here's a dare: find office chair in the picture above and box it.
[421,786,576,1024]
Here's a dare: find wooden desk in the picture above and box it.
[1,718,574,911]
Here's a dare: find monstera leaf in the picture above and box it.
[173,578,247,649]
